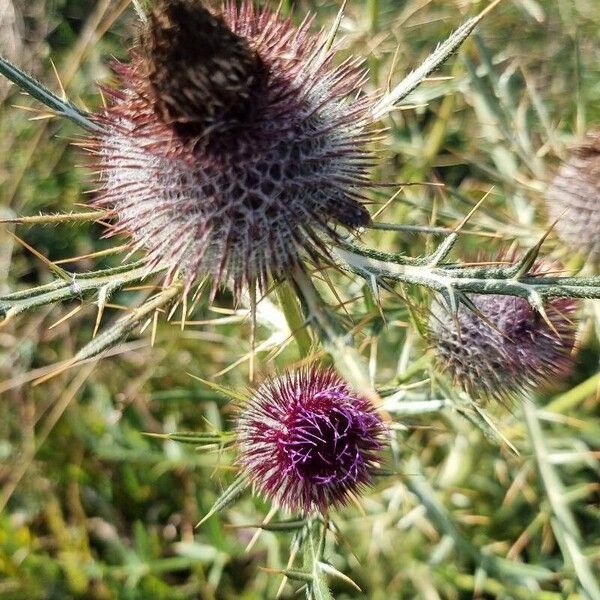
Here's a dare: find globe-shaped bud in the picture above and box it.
[91,0,375,297]
[236,368,385,514]
[545,130,600,262]
[429,294,577,403]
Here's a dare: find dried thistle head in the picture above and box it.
[92,0,375,297]
[429,291,577,404]
[236,368,385,514]
[545,129,600,262]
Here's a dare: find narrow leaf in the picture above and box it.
[186,373,248,404]
[373,0,504,119]
[196,474,249,527]
[143,431,235,446]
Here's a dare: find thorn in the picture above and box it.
[7,231,71,281]
[512,217,560,279]
[245,504,278,553]
[54,244,128,266]
[99,87,108,110]
[93,286,109,338]
[371,187,403,222]
[33,357,78,386]
[537,302,560,338]
[454,186,495,233]
[385,45,401,94]
[249,285,257,383]
[181,290,188,332]
[320,0,347,59]
[151,310,159,347]
[477,0,506,21]
[474,405,519,455]
[48,58,67,102]
[48,304,83,330]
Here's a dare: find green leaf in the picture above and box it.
[143,431,235,447]
[196,474,249,527]
[237,518,308,532]
[373,0,503,118]
[280,568,313,584]
[186,373,248,404]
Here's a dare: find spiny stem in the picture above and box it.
[0,55,103,132]
[0,261,164,322]
[335,241,600,302]
[0,210,107,225]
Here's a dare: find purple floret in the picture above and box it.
[236,368,385,514]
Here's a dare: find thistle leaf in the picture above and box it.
[143,431,235,447]
[196,474,249,527]
[373,0,505,119]
[186,373,248,404]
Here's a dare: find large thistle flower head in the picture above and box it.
[92,0,375,297]
[545,129,600,262]
[236,368,385,514]
[429,290,577,404]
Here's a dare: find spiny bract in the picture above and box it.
[236,368,385,514]
[429,293,577,403]
[91,0,375,297]
[546,129,600,263]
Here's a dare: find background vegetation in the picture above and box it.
[0,0,599,598]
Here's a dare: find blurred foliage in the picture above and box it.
[1,0,599,598]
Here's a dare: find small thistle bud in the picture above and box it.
[545,130,600,262]
[429,294,577,403]
[236,368,385,514]
[93,0,375,297]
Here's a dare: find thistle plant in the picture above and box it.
[545,129,600,263]
[1,1,600,598]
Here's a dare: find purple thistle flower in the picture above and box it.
[429,292,577,403]
[236,368,385,514]
[545,129,600,263]
[90,0,375,297]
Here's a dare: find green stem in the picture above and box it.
[545,372,600,413]
[0,262,164,321]
[291,266,378,404]
[335,242,600,302]
[0,55,102,132]
[276,281,313,357]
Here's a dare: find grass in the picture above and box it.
[1,0,599,598]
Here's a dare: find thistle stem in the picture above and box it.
[335,242,600,302]
[0,55,103,132]
[276,281,313,357]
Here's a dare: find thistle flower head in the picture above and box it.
[429,291,577,403]
[545,129,600,262]
[92,0,374,297]
[236,368,385,514]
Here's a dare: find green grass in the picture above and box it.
[1,0,599,598]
